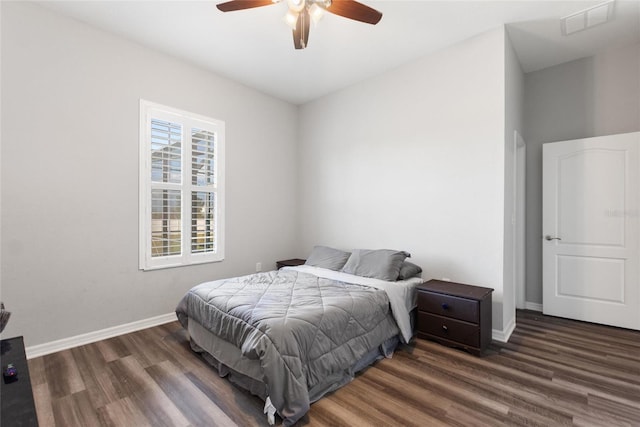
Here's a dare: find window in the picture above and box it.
[139,100,225,270]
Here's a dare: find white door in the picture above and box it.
[543,132,640,330]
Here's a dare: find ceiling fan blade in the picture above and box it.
[216,0,276,12]
[323,0,382,25]
[293,9,310,49]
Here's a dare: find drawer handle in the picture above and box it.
[442,325,448,332]
[441,303,449,310]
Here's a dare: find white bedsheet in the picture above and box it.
[285,265,422,343]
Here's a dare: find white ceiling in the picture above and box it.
[36,0,640,104]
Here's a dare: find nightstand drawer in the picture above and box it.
[417,291,479,324]
[418,312,480,348]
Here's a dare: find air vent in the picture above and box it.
[561,0,615,36]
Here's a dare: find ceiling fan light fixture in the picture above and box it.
[309,3,325,25]
[287,0,305,13]
[284,10,299,29]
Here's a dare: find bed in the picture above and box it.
[175,247,423,426]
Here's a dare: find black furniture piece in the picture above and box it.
[1,336,38,426]
[416,280,493,356]
[276,258,306,270]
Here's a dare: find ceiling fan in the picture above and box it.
[216,0,383,50]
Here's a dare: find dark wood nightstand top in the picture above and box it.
[418,279,493,300]
[276,258,306,269]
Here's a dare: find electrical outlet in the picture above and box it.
[256,262,262,272]
[441,277,451,282]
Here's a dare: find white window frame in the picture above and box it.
[139,100,225,270]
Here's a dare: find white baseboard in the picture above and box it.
[25,312,178,359]
[492,315,516,343]
[25,305,536,359]
[491,302,544,343]
[525,302,543,312]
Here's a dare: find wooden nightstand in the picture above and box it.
[276,258,306,270]
[416,280,493,356]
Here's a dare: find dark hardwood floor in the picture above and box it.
[27,310,640,426]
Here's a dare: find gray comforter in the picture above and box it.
[176,269,400,426]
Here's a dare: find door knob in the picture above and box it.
[545,235,561,241]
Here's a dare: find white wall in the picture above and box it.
[2,3,524,346]
[297,28,511,334]
[502,31,525,334]
[1,2,299,346]
[523,43,640,304]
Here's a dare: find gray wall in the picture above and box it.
[8,1,634,347]
[297,28,513,335]
[1,2,299,346]
[523,43,640,304]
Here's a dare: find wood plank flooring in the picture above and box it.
[27,310,640,426]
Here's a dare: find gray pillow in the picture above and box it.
[341,249,410,281]
[305,246,351,271]
[398,261,422,280]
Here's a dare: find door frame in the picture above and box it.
[514,131,527,310]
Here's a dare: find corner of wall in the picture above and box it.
[492,315,516,343]
[501,22,526,333]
